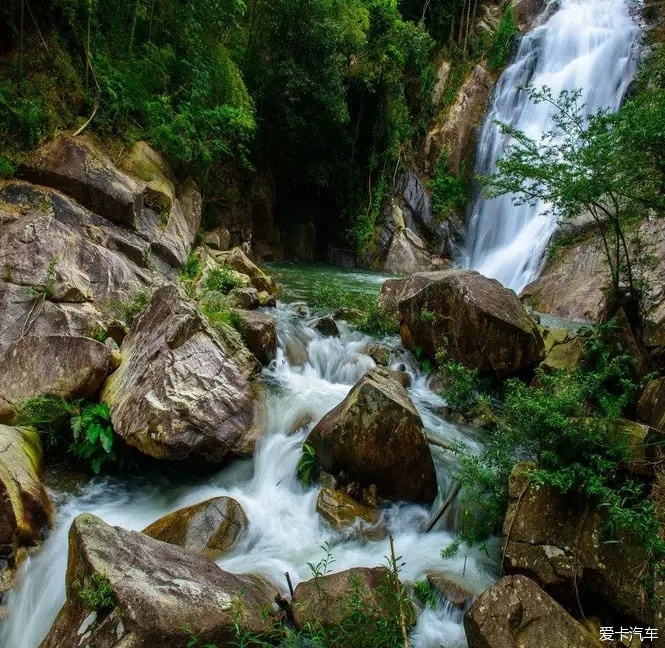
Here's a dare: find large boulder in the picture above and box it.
[142,496,249,558]
[464,575,602,648]
[293,567,411,631]
[0,335,111,421]
[398,270,544,378]
[101,284,259,462]
[305,367,437,504]
[39,513,279,648]
[502,464,648,622]
[315,487,381,530]
[209,247,277,295]
[0,181,153,354]
[234,310,277,365]
[22,135,144,227]
[0,425,52,553]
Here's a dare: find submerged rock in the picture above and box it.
[464,575,602,648]
[315,487,383,536]
[39,513,279,648]
[306,367,437,504]
[313,315,340,337]
[0,335,111,422]
[396,269,544,378]
[101,284,258,463]
[142,496,249,558]
[0,425,52,553]
[426,571,477,610]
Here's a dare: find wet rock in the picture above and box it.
[316,487,381,529]
[426,571,476,609]
[229,287,260,310]
[234,310,277,365]
[314,315,340,337]
[364,343,390,366]
[638,377,665,432]
[293,567,412,631]
[397,270,544,378]
[612,419,665,477]
[541,327,569,354]
[22,135,144,227]
[209,247,277,295]
[0,335,111,421]
[39,513,279,648]
[0,425,52,552]
[383,227,444,275]
[257,290,276,308]
[514,0,549,32]
[142,496,249,558]
[539,339,584,374]
[101,284,258,462]
[464,575,602,648]
[502,463,648,623]
[423,64,493,176]
[306,366,437,504]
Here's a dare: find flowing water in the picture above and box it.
[463,0,641,293]
[0,264,496,648]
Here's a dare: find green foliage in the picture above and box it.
[73,573,116,611]
[412,579,438,609]
[26,258,58,300]
[438,359,482,418]
[450,321,665,578]
[429,151,468,221]
[0,156,15,178]
[488,6,518,71]
[484,79,665,322]
[184,627,218,648]
[14,395,77,448]
[107,288,152,325]
[205,267,243,294]
[199,293,244,336]
[182,252,202,281]
[296,443,321,486]
[310,280,398,337]
[70,402,117,475]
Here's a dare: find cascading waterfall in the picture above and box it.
[0,277,493,648]
[463,0,641,293]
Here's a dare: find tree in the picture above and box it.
[483,84,665,329]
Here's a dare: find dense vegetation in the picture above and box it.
[0,0,516,251]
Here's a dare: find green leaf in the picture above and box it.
[100,426,114,454]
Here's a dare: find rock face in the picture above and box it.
[502,464,647,623]
[464,575,602,648]
[101,284,258,462]
[22,135,144,227]
[306,367,437,504]
[39,513,278,648]
[293,567,405,630]
[142,496,249,558]
[0,425,52,553]
[397,270,544,377]
[0,336,111,421]
[234,310,277,365]
[638,378,665,432]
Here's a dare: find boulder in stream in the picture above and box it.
[306,367,437,504]
[0,425,52,553]
[101,284,259,462]
[396,269,544,378]
[464,575,602,648]
[142,496,249,558]
[234,310,277,365]
[39,513,279,648]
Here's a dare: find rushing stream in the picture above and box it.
[0,264,497,648]
[463,0,641,293]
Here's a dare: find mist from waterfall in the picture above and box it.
[463,0,641,293]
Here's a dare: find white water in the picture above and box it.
[0,296,495,648]
[463,0,641,293]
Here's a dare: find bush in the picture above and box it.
[205,266,244,294]
[73,573,116,611]
[488,6,518,71]
[70,402,118,475]
[429,151,468,221]
[107,288,152,325]
[296,443,320,485]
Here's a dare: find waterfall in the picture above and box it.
[0,290,493,648]
[463,0,641,293]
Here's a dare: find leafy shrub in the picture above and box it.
[412,579,438,609]
[73,573,116,611]
[489,6,518,71]
[296,443,320,486]
[0,155,15,178]
[430,151,468,221]
[205,267,243,294]
[70,402,117,475]
[107,288,152,326]
[438,360,482,417]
